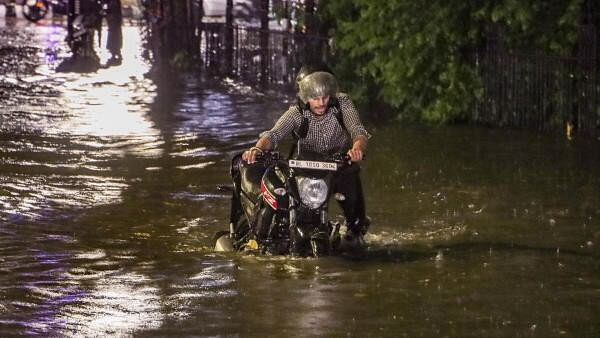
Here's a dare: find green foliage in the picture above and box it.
[322,0,584,123]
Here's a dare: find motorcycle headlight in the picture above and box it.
[297,177,328,209]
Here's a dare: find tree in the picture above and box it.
[324,0,584,123]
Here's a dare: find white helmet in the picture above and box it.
[296,65,338,103]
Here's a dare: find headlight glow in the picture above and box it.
[297,177,328,209]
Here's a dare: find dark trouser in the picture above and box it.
[333,164,368,233]
[106,0,123,56]
[5,2,16,17]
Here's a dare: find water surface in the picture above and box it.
[0,19,599,337]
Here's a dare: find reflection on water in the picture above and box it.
[59,271,163,337]
[1,18,599,338]
[0,23,165,221]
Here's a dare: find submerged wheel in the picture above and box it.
[233,218,249,239]
[255,207,274,239]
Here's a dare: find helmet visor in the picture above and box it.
[298,71,338,103]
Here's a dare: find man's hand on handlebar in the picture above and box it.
[348,136,367,162]
[242,138,273,164]
[347,146,364,162]
[242,146,263,164]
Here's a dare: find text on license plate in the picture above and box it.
[289,159,338,171]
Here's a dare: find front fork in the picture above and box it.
[288,196,333,252]
[286,175,335,255]
[288,196,297,235]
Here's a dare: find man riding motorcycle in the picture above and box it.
[239,64,372,244]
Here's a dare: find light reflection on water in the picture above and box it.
[0,24,167,221]
[58,272,164,337]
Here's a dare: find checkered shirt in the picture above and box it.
[260,93,371,154]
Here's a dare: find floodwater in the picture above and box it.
[1,17,599,338]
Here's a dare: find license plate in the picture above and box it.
[289,159,338,171]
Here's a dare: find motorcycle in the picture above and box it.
[21,0,68,23]
[54,0,108,72]
[68,0,105,56]
[214,149,355,257]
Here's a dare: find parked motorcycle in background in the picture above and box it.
[21,0,68,22]
[68,0,105,56]
[15,0,107,61]
[55,0,108,72]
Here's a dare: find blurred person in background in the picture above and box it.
[105,0,123,65]
[4,0,16,17]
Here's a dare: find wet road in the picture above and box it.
[1,16,600,337]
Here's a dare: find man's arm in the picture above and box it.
[338,94,371,142]
[241,105,302,163]
[242,137,273,163]
[348,135,367,162]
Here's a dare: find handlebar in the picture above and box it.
[331,152,352,163]
[254,151,280,162]
[250,151,352,166]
